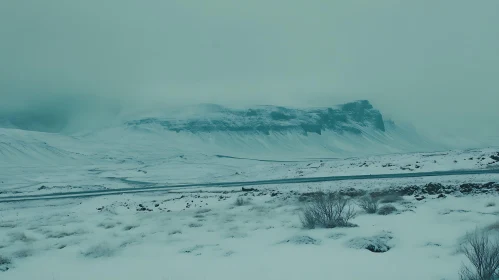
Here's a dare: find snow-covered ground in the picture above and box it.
[1,118,499,279]
[2,172,499,279]
[1,130,498,197]
[1,150,498,200]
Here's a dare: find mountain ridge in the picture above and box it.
[0,100,448,163]
[125,100,386,136]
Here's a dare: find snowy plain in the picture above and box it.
[1,148,499,279]
[1,174,499,279]
[1,112,499,280]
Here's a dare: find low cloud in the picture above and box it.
[0,0,498,141]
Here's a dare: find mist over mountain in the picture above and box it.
[1,0,499,144]
[126,100,385,135]
[0,99,446,163]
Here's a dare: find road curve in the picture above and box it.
[1,169,498,203]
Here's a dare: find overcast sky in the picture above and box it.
[0,0,498,141]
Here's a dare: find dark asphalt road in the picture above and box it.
[1,169,498,203]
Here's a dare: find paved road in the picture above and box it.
[1,169,498,203]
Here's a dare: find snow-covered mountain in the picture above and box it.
[0,100,447,165]
[126,100,386,135]
[115,100,442,159]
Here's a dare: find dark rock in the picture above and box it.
[399,186,420,196]
[377,205,397,215]
[371,185,418,197]
[38,185,47,190]
[338,188,366,197]
[347,232,393,253]
[415,196,425,201]
[460,183,481,194]
[298,192,322,202]
[155,204,159,207]
[491,153,499,162]
[328,233,347,240]
[366,244,389,253]
[443,188,455,194]
[422,183,444,195]
[279,236,321,245]
[437,194,446,198]
[125,101,386,136]
[484,182,496,188]
[242,187,257,192]
[271,192,279,197]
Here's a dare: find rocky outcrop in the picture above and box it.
[126,100,386,135]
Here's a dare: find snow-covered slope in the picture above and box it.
[0,128,84,166]
[0,99,489,169]
[94,100,444,160]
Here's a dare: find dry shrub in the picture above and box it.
[300,192,356,229]
[357,195,379,214]
[460,228,499,280]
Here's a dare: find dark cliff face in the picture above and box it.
[126,100,386,135]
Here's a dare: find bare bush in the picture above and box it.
[486,202,496,208]
[300,192,357,229]
[234,197,249,206]
[357,195,379,214]
[460,229,499,280]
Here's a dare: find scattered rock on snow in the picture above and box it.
[338,188,366,197]
[421,183,444,195]
[279,235,321,245]
[328,232,347,240]
[0,255,11,272]
[424,242,442,247]
[347,232,393,253]
[377,204,397,215]
[460,183,481,194]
